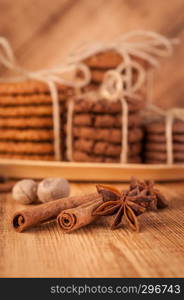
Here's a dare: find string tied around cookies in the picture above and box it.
[69,30,178,102]
[66,30,178,163]
[66,62,143,163]
[148,104,184,164]
[0,37,91,161]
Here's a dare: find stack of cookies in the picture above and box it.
[67,95,145,163]
[0,80,72,161]
[144,120,184,164]
[77,50,149,90]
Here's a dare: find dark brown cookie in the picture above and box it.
[145,133,184,143]
[145,142,184,152]
[77,68,138,84]
[145,120,184,134]
[72,150,141,163]
[73,112,142,128]
[145,159,184,164]
[72,127,143,143]
[73,97,145,114]
[82,50,149,69]
[145,151,184,161]
[74,139,142,157]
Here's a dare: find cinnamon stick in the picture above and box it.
[13,192,99,232]
[57,197,102,232]
[57,197,115,233]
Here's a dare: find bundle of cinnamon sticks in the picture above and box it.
[12,177,168,233]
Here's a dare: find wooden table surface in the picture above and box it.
[1,181,184,278]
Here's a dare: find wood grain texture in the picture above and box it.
[0,182,184,278]
[0,0,183,108]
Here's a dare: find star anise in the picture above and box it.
[129,177,168,210]
[93,184,155,231]
[93,177,168,231]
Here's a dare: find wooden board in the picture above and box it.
[1,181,184,277]
[0,159,184,181]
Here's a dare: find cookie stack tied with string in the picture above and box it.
[65,31,178,163]
[0,36,90,162]
[144,106,184,164]
[0,80,72,161]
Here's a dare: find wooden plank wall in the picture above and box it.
[0,0,183,108]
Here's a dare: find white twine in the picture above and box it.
[0,37,91,161]
[68,30,178,68]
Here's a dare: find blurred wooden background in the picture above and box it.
[0,0,183,108]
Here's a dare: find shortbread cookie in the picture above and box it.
[0,80,73,95]
[0,104,65,117]
[0,117,53,128]
[0,142,54,153]
[74,139,142,157]
[0,129,53,141]
[0,94,67,106]
[73,112,141,128]
[72,127,143,143]
[0,153,54,161]
[72,150,141,163]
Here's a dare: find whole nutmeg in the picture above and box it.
[12,179,38,204]
[37,177,70,203]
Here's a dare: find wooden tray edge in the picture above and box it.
[0,159,184,182]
